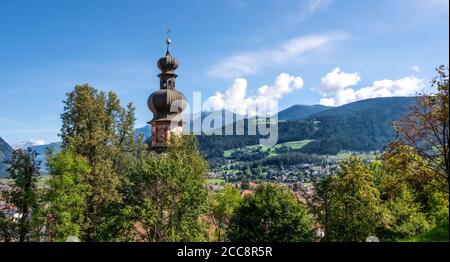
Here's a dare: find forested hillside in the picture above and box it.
[277,104,331,121]
[197,97,417,157]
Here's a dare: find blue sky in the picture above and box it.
[0,0,448,145]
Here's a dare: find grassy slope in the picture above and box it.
[207,178,226,184]
[223,140,313,158]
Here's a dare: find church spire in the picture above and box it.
[147,32,186,150]
[165,27,171,55]
[157,31,178,90]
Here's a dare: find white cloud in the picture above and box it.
[205,73,304,116]
[31,139,46,146]
[319,73,425,106]
[318,67,361,96]
[208,33,344,78]
[12,139,47,150]
[411,66,420,72]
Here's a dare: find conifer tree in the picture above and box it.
[4,148,42,242]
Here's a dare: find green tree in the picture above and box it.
[127,136,208,242]
[309,175,335,242]
[228,183,315,242]
[45,150,90,242]
[0,212,15,242]
[372,143,447,238]
[317,156,388,242]
[207,185,241,241]
[394,65,449,194]
[60,84,139,241]
[4,148,42,242]
[380,184,429,239]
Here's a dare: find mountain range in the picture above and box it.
[196,96,416,157]
[0,137,14,176]
[0,96,416,177]
[276,104,331,121]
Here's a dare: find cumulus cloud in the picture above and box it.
[411,66,420,72]
[205,73,304,116]
[319,71,425,106]
[208,33,344,78]
[318,67,361,96]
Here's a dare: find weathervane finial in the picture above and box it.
[165,27,172,54]
[166,27,171,40]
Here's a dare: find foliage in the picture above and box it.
[401,218,449,242]
[379,184,429,239]
[377,142,448,227]
[0,212,15,242]
[207,185,241,241]
[228,183,315,242]
[394,65,449,194]
[314,156,388,242]
[45,150,90,242]
[126,136,208,242]
[60,84,140,241]
[3,148,42,242]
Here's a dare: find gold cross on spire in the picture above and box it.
[165,27,172,54]
[166,27,171,40]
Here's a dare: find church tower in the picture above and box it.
[147,36,186,150]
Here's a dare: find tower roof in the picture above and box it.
[157,34,178,72]
[148,36,186,123]
[157,52,179,72]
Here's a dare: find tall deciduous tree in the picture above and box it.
[376,143,447,231]
[228,183,315,242]
[315,156,389,242]
[395,65,449,193]
[60,84,138,241]
[45,150,90,242]
[128,136,208,242]
[207,185,241,241]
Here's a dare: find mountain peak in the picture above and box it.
[11,140,47,150]
[0,137,14,177]
[277,104,332,121]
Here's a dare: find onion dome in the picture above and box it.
[157,38,178,72]
[148,36,186,123]
[157,51,179,72]
[147,87,186,122]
